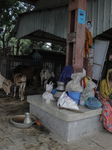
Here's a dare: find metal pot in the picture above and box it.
[57,81,65,86]
[56,81,65,91]
[24,112,32,124]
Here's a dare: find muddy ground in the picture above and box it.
[0,86,44,116]
[0,85,111,150]
[0,86,70,150]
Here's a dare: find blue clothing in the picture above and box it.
[58,65,73,84]
[85,97,102,109]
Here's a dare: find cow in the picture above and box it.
[12,65,40,89]
[13,73,27,101]
[40,68,56,89]
[0,73,13,95]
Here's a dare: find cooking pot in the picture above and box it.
[56,81,65,91]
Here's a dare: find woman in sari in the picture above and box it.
[99,69,112,132]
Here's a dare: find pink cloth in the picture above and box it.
[98,93,112,132]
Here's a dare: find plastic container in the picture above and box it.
[45,98,50,104]
[68,91,81,105]
[51,88,56,95]
[10,115,36,128]
[79,97,85,105]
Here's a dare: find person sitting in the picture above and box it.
[99,69,112,132]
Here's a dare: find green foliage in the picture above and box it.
[9,38,33,55]
[0,0,24,50]
[0,0,31,53]
[0,0,66,55]
[19,39,32,55]
[0,0,21,27]
[33,41,51,50]
[8,37,18,54]
[51,44,66,53]
[33,41,66,53]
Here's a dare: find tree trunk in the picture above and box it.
[16,39,20,55]
[2,33,5,50]
[1,27,7,50]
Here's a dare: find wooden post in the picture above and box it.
[66,0,87,73]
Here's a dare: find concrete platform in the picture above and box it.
[27,95,103,142]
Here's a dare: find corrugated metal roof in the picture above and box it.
[35,0,69,10]
[86,0,112,38]
[18,0,69,9]
[31,49,66,56]
[18,0,38,5]
[23,30,66,45]
[13,5,68,45]
[13,0,112,45]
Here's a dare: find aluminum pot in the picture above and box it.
[56,81,65,91]
[57,81,65,86]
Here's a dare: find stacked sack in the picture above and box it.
[65,71,102,110]
[65,72,86,105]
[79,80,97,105]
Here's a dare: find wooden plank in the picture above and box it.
[67,32,76,43]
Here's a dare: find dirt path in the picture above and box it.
[0,86,68,150]
[0,86,111,150]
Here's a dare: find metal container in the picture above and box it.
[57,81,65,86]
[54,91,64,101]
[24,112,32,124]
[10,114,37,128]
[56,81,65,91]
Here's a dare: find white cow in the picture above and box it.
[0,73,13,95]
[40,69,55,89]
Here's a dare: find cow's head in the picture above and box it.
[2,79,13,95]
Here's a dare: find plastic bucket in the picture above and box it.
[68,91,81,105]
[51,88,56,95]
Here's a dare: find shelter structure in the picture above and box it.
[12,0,112,141]
[14,0,112,81]
[6,49,65,81]
[13,0,86,75]
[30,49,66,80]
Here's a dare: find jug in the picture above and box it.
[24,112,32,124]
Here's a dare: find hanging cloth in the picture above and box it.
[84,28,93,57]
[58,65,73,84]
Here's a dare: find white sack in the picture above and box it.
[57,92,79,110]
[71,72,86,81]
[65,80,83,92]
[66,72,86,92]
[42,81,54,100]
[42,91,54,100]
[79,81,96,105]
[45,81,54,92]
[87,80,97,89]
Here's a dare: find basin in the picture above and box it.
[10,114,37,128]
